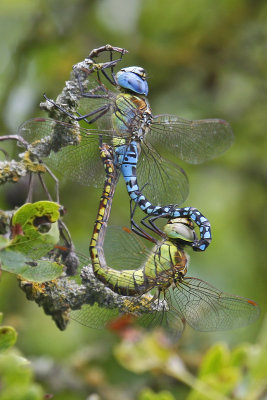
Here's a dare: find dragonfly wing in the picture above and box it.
[150,114,234,164]
[137,141,189,206]
[77,82,115,131]
[104,226,153,270]
[71,303,120,329]
[136,306,185,340]
[47,134,103,187]
[19,118,118,187]
[170,277,260,331]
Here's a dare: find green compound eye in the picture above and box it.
[163,218,196,242]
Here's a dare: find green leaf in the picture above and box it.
[198,343,229,377]
[188,343,241,400]
[114,331,172,374]
[230,344,248,367]
[0,249,63,282]
[0,236,10,250]
[9,201,60,257]
[0,202,63,282]
[0,326,17,352]
[0,313,3,324]
[0,350,44,399]
[139,388,175,400]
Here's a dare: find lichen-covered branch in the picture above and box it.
[19,263,158,331]
[39,58,95,121]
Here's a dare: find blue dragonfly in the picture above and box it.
[21,46,233,251]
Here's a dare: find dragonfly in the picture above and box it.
[23,45,233,251]
[71,143,260,337]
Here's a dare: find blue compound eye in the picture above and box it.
[116,67,148,95]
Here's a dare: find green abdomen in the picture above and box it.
[92,241,185,296]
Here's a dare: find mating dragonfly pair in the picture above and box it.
[18,45,259,336]
[24,45,234,251]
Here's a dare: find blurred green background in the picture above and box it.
[0,0,266,399]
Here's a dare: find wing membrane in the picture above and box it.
[104,226,153,270]
[170,277,260,331]
[71,303,120,329]
[137,141,189,206]
[19,118,124,187]
[150,115,234,164]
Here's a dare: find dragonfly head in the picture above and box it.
[116,67,149,96]
[163,218,197,246]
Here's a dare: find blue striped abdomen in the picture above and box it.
[115,141,211,252]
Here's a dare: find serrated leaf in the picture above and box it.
[0,326,17,352]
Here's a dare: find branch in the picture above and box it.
[19,264,158,331]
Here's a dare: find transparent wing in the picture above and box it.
[137,141,189,206]
[104,226,153,270]
[170,277,260,331]
[18,118,126,187]
[150,115,234,164]
[136,304,185,340]
[77,77,116,131]
[71,303,120,329]
[71,290,184,339]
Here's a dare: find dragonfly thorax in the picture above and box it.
[170,244,189,278]
[113,94,152,140]
[116,66,148,96]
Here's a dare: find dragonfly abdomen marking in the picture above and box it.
[90,145,116,266]
[95,267,152,296]
[95,241,187,297]
[90,143,156,297]
[91,148,186,297]
[117,141,212,251]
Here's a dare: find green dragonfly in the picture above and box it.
[71,143,260,337]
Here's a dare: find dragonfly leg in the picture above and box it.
[43,94,110,124]
[87,45,127,86]
[97,64,117,86]
[140,208,211,252]
[141,213,168,237]
[73,67,111,98]
[130,198,157,243]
